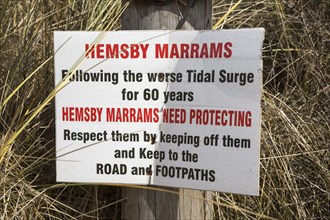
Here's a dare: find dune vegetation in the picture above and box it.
[0,0,329,219]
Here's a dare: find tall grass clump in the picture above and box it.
[0,0,329,219]
[1,1,126,219]
[212,0,329,219]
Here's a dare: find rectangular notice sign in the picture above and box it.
[54,29,264,195]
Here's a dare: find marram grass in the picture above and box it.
[1,0,329,219]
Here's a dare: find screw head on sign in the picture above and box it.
[158,73,164,81]
[146,168,152,176]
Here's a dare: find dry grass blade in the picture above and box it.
[0,0,329,219]
[213,0,242,30]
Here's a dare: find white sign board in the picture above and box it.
[54,29,264,196]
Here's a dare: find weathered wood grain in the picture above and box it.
[122,1,213,219]
[122,0,211,30]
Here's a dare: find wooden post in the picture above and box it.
[121,0,213,219]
